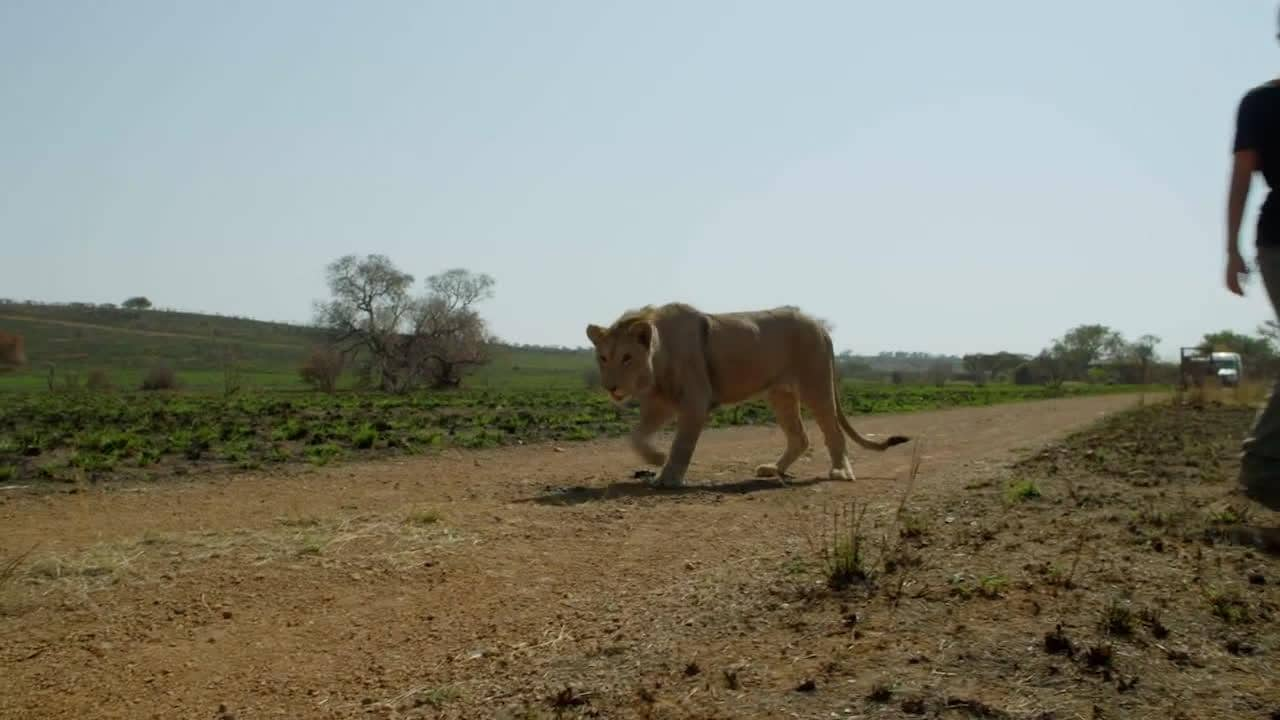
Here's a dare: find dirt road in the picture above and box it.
[0,394,1146,719]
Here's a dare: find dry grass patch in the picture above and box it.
[3,511,466,612]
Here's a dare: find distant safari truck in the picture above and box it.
[1180,347,1242,389]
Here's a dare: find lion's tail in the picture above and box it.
[839,408,911,451]
[825,333,911,452]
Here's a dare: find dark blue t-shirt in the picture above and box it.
[1234,82,1280,247]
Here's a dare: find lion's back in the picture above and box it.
[640,303,831,400]
[702,306,831,403]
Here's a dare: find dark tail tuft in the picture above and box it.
[886,435,910,447]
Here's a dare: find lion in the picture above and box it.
[585,302,909,488]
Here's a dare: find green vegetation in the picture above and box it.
[977,574,1008,599]
[0,381,1150,485]
[1005,478,1042,503]
[1207,588,1254,625]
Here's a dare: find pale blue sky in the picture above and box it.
[2,1,1279,358]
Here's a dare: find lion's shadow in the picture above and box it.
[518,473,898,507]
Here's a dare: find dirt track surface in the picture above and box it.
[0,394,1146,719]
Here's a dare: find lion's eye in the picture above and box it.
[621,354,631,365]
[599,355,607,364]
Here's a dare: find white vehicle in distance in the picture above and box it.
[1179,347,1243,389]
[1211,351,1242,387]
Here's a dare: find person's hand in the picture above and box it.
[1226,250,1249,296]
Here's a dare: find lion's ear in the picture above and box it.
[586,324,606,346]
[628,320,653,349]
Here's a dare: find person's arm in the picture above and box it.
[1227,150,1258,295]
[1227,92,1262,296]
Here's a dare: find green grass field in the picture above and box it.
[0,382,1153,486]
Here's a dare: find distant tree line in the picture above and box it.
[828,321,1280,388]
[1013,323,1280,387]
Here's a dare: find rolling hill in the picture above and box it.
[0,301,594,392]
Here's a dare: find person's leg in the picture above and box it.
[1239,244,1280,510]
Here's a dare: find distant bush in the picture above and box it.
[299,346,343,393]
[1087,367,1113,385]
[351,424,377,449]
[58,370,82,392]
[927,360,953,387]
[1013,364,1036,386]
[86,369,113,392]
[141,366,178,391]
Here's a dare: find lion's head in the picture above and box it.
[585,316,657,404]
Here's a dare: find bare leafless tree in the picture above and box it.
[314,257,496,392]
[314,254,415,391]
[403,269,496,388]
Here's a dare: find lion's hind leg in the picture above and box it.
[799,377,854,482]
[755,387,809,484]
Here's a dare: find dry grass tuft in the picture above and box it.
[17,545,147,605]
[799,439,931,601]
[823,501,871,589]
[405,508,442,526]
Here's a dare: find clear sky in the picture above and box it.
[3,1,1279,359]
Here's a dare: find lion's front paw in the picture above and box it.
[828,467,855,481]
[654,466,686,488]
